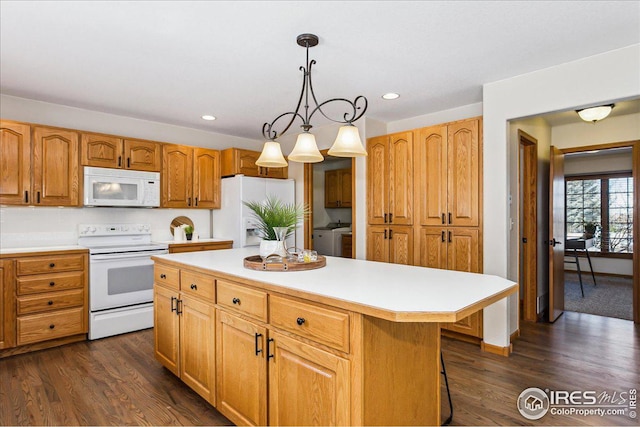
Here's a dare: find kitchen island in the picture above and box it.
[152,248,517,426]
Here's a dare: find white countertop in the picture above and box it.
[153,248,517,322]
[154,238,233,245]
[0,245,88,255]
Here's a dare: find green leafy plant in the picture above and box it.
[184,225,194,235]
[243,195,308,241]
[584,221,598,237]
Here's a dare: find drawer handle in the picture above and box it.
[49,281,55,287]
[160,274,167,279]
[232,297,240,305]
[48,300,53,306]
[296,317,306,326]
[171,296,177,313]
[190,284,197,290]
[49,324,55,329]
[49,263,55,268]
[255,333,263,355]
[267,338,275,360]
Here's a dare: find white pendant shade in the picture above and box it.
[255,140,288,167]
[328,125,367,157]
[577,104,614,123]
[288,132,324,163]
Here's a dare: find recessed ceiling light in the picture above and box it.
[382,93,400,100]
[201,115,216,121]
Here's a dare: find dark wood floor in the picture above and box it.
[1,311,638,426]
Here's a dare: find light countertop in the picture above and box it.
[0,245,88,256]
[153,248,517,322]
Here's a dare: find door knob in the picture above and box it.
[549,238,562,247]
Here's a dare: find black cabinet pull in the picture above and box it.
[389,229,393,239]
[441,231,445,242]
[176,299,183,315]
[49,281,55,287]
[24,191,29,203]
[187,197,191,207]
[448,231,452,243]
[296,317,306,326]
[37,191,41,203]
[267,338,275,360]
[195,197,198,207]
[190,284,197,290]
[448,212,452,224]
[127,158,131,168]
[49,263,55,268]
[232,297,240,305]
[384,213,388,223]
[160,274,166,279]
[49,324,55,329]
[255,333,263,355]
[442,213,445,224]
[171,296,177,312]
[389,213,393,223]
[48,300,53,306]
[118,156,122,167]
[384,229,387,239]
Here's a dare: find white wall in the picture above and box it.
[312,159,353,228]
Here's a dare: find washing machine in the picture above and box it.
[313,226,352,256]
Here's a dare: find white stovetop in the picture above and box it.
[153,248,516,319]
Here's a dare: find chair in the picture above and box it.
[565,237,597,297]
[441,352,453,426]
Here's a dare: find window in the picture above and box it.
[565,172,633,255]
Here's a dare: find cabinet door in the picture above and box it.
[238,149,261,177]
[0,261,16,350]
[124,139,161,172]
[81,133,123,168]
[32,126,79,206]
[388,132,413,225]
[367,135,388,224]
[339,169,352,208]
[417,125,448,226]
[389,226,413,265]
[216,310,267,426]
[448,119,480,226]
[162,144,193,208]
[324,170,340,208]
[180,294,215,403]
[262,166,287,179]
[0,121,31,205]
[193,148,221,209]
[154,285,180,375]
[366,226,389,262]
[268,332,349,426]
[418,227,447,269]
[447,228,480,273]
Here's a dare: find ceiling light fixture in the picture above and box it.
[576,104,614,123]
[256,33,368,167]
[201,115,216,121]
[382,93,400,100]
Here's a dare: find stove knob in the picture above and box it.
[89,226,97,233]
[143,225,150,232]
[80,226,90,235]
[122,225,129,231]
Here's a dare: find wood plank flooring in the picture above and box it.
[0,311,638,426]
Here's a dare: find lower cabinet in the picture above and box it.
[0,260,15,350]
[366,225,413,265]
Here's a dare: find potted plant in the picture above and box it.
[243,195,308,259]
[584,222,598,239]
[184,225,194,241]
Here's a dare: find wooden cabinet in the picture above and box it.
[341,234,353,259]
[154,265,216,404]
[162,144,221,209]
[417,119,480,227]
[0,121,80,206]
[367,132,413,226]
[325,168,352,208]
[168,240,233,254]
[81,132,161,172]
[367,225,414,265]
[221,148,288,179]
[0,260,15,350]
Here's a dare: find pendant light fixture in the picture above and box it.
[256,34,368,167]
[576,104,615,123]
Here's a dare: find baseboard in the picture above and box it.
[564,269,633,279]
[0,334,86,359]
[510,329,521,342]
[480,341,512,357]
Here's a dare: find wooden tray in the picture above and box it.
[243,255,326,272]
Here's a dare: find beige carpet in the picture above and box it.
[564,272,633,320]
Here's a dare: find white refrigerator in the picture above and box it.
[211,175,296,249]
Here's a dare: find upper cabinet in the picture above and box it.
[367,132,414,225]
[162,144,221,209]
[221,148,288,179]
[0,121,79,206]
[416,118,480,227]
[324,168,352,208]
[81,132,161,172]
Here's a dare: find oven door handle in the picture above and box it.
[90,251,168,261]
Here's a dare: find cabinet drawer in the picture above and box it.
[155,264,180,290]
[17,289,84,315]
[17,254,85,275]
[180,270,215,301]
[217,280,268,322]
[17,307,85,345]
[269,295,349,352]
[17,271,84,295]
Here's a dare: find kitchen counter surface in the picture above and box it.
[0,245,88,257]
[153,247,517,323]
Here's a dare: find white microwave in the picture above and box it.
[84,166,160,207]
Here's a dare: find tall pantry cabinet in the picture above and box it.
[366,117,483,340]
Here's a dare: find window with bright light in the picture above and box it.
[565,172,633,255]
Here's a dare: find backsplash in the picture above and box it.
[0,206,211,248]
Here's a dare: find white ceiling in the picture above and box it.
[1,1,639,141]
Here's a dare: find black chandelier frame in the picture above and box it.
[262,34,368,142]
